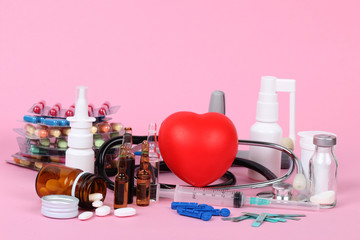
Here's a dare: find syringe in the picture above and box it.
[160,185,319,211]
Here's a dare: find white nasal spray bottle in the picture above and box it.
[248,76,296,181]
[66,86,96,173]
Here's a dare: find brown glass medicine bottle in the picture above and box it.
[35,164,107,209]
[136,140,151,206]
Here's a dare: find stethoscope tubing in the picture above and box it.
[213,140,302,190]
[96,136,302,191]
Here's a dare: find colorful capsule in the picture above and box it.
[88,104,94,117]
[35,129,48,138]
[32,101,46,114]
[49,103,61,117]
[49,129,61,138]
[111,123,123,132]
[24,124,36,135]
[98,101,110,116]
[90,126,98,134]
[23,115,39,124]
[98,123,111,133]
[57,139,68,149]
[61,128,71,136]
[39,139,51,147]
[65,105,75,117]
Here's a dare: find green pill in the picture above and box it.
[57,139,68,149]
[39,139,51,147]
[110,132,119,138]
[93,134,102,140]
[30,145,47,155]
[94,139,105,148]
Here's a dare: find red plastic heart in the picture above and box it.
[158,111,238,187]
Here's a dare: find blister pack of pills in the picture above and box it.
[23,115,70,126]
[8,153,62,171]
[17,137,66,157]
[29,101,120,118]
[17,152,65,163]
[14,124,70,140]
[9,153,49,170]
[10,98,124,172]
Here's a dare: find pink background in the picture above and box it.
[1,1,359,239]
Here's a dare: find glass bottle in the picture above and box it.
[147,123,160,202]
[136,140,151,206]
[35,164,107,209]
[114,145,128,208]
[123,127,135,204]
[309,134,338,208]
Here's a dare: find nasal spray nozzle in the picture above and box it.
[256,76,296,144]
[65,86,96,173]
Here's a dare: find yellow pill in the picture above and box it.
[49,129,61,138]
[111,123,123,132]
[50,156,60,162]
[19,159,32,167]
[91,126,98,134]
[62,128,71,136]
[24,124,35,135]
[39,187,49,196]
[34,162,44,169]
[46,179,61,193]
[58,176,70,188]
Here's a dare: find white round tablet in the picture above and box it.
[92,200,103,208]
[114,207,136,217]
[78,211,94,221]
[95,205,111,217]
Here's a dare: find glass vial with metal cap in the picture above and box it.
[35,164,107,209]
[309,134,338,208]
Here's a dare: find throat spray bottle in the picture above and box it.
[248,76,296,180]
[66,86,96,173]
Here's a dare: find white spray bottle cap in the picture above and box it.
[67,86,96,148]
[256,76,296,144]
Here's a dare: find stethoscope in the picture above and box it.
[95,136,306,193]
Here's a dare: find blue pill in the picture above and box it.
[58,119,69,126]
[38,116,45,123]
[23,115,38,123]
[44,118,59,126]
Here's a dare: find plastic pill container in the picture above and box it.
[35,164,107,209]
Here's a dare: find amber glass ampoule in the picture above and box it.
[136,140,151,206]
[123,127,135,204]
[147,123,160,202]
[114,145,129,209]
